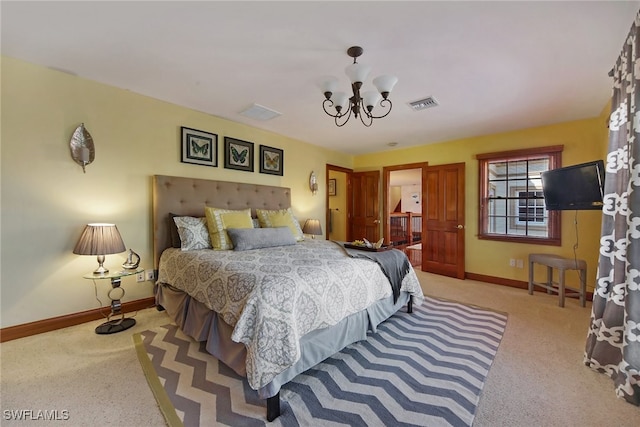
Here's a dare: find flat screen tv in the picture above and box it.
[541,160,605,210]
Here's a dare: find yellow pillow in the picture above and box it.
[205,207,253,250]
[256,207,304,242]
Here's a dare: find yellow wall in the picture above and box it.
[355,118,608,291]
[0,56,352,328]
[328,170,347,241]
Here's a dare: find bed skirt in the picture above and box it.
[156,283,410,399]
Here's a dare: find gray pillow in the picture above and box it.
[227,226,296,251]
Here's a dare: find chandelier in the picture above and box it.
[320,46,398,127]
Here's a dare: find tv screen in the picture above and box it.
[541,160,605,210]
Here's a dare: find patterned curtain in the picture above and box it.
[584,11,640,406]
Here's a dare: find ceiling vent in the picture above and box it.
[239,103,282,121]
[408,96,438,111]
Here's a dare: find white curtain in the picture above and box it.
[584,11,640,406]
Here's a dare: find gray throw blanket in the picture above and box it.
[336,242,411,303]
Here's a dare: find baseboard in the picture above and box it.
[465,272,529,289]
[465,272,594,301]
[0,297,156,343]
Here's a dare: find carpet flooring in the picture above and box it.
[133,296,507,427]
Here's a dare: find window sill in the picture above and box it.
[478,234,561,246]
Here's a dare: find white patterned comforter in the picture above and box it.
[157,239,424,390]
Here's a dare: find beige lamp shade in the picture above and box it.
[303,219,323,238]
[73,223,126,274]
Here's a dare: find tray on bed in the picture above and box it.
[344,243,393,252]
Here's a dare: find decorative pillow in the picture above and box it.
[204,207,253,250]
[227,227,296,251]
[252,218,260,229]
[172,216,211,251]
[256,207,304,241]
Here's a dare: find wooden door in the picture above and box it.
[423,163,465,279]
[350,171,380,242]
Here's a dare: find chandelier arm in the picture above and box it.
[368,98,393,119]
[358,99,374,127]
[323,99,346,119]
[335,105,352,127]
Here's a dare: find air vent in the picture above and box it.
[408,96,438,111]
[239,103,282,121]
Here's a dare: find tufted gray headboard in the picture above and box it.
[152,175,292,269]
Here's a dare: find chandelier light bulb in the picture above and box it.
[345,62,371,85]
[362,90,382,112]
[320,76,339,99]
[373,75,398,99]
[331,92,349,113]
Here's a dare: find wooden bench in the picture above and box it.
[528,253,587,307]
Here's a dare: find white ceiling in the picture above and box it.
[2,1,637,155]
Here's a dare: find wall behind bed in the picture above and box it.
[0,56,352,328]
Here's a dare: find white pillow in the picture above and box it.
[173,216,211,250]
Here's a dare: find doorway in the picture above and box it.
[383,162,466,279]
[383,163,427,268]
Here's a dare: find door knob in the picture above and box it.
[374,219,380,224]
[457,224,464,229]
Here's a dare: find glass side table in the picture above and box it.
[83,269,143,334]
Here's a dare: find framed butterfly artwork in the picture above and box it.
[180,126,218,167]
[223,137,254,172]
[259,145,284,176]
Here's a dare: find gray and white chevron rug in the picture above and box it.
[133,296,507,427]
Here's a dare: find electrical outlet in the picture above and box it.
[146,270,155,281]
[509,258,516,267]
[136,271,145,282]
[516,259,524,269]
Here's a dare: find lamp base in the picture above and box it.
[95,318,136,335]
[94,254,108,275]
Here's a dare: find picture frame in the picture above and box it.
[259,145,284,176]
[328,178,337,196]
[224,137,254,172]
[180,126,217,167]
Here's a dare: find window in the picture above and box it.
[517,191,546,224]
[477,146,563,245]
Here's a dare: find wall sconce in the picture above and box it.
[309,171,318,195]
[69,123,95,173]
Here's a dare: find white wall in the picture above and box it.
[0,56,353,328]
[400,184,422,214]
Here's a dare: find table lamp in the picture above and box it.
[73,223,126,274]
[303,219,323,239]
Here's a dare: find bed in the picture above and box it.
[152,175,424,420]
